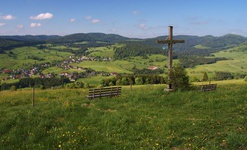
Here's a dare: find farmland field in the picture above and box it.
[187,45,247,79]
[0,46,72,69]
[0,82,246,149]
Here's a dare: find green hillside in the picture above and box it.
[0,46,72,69]
[0,83,246,149]
[187,43,247,79]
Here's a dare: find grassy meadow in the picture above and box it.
[0,46,72,69]
[0,82,246,149]
[187,45,247,79]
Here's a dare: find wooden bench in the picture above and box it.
[200,84,217,92]
[86,86,122,99]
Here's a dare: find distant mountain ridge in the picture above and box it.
[1,32,246,45]
[1,33,247,55]
[52,33,132,43]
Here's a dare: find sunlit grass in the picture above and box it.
[0,83,246,149]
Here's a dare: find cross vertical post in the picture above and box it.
[156,26,185,91]
[168,26,173,89]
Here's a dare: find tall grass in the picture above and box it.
[0,83,246,149]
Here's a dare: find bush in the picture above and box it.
[202,72,209,81]
[116,79,122,85]
[170,64,190,91]
[135,77,143,85]
[39,85,45,90]
[75,81,84,88]
[121,77,129,85]
[84,83,90,88]
[10,85,17,91]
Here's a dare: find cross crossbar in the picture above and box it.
[156,39,185,44]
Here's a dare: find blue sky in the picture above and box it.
[0,0,247,38]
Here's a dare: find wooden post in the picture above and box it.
[32,87,35,107]
[168,26,173,89]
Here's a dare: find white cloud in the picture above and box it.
[85,16,101,24]
[0,14,15,20]
[30,13,53,20]
[0,23,5,26]
[85,16,92,20]
[70,18,76,22]
[17,24,24,29]
[138,23,148,30]
[30,23,41,27]
[91,19,101,24]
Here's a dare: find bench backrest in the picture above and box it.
[89,86,121,94]
[201,84,217,91]
[87,86,122,99]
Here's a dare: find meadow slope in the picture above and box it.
[0,82,246,149]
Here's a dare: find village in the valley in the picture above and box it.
[0,54,159,82]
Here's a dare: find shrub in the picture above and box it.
[75,81,84,88]
[135,77,143,85]
[170,64,190,91]
[116,79,122,85]
[121,77,129,85]
[39,85,45,90]
[202,72,209,81]
[10,85,17,91]
[84,83,90,88]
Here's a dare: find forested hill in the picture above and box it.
[141,34,247,56]
[0,35,60,42]
[51,33,132,43]
[0,33,133,44]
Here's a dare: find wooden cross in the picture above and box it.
[156,26,185,90]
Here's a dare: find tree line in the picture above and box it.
[114,42,163,60]
[0,77,70,91]
[101,74,165,87]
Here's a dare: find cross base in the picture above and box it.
[164,84,174,92]
[164,88,174,92]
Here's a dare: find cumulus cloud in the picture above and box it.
[91,19,101,24]
[0,23,5,26]
[0,14,15,20]
[70,18,76,22]
[30,13,53,20]
[30,23,41,27]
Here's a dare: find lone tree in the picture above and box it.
[169,64,190,91]
[202,72,209,81]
